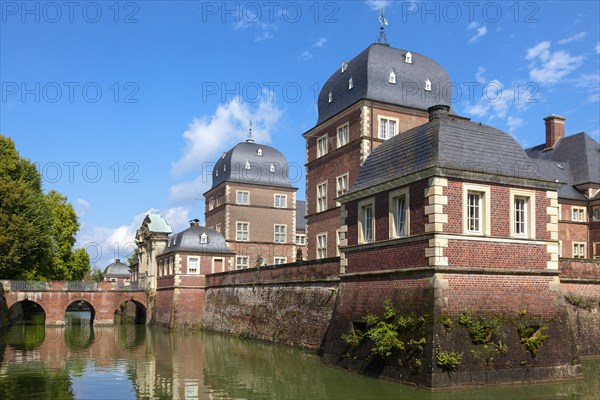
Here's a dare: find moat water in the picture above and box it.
[0,312,598,400]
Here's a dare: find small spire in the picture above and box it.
[246,118,255,143]
[377,7,389,46]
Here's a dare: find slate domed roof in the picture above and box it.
[161,223,233,256]
[317,43,452,126]
[210,140,293,190]
[350,106,547,194]
[103,259,130,278]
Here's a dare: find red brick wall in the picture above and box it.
[445,240,548,269]
[345,241,429,273]
[560,259,600,280]
[206,258,340,287]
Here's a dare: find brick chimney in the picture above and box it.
[544,115,566,150]
[428,104,450,121]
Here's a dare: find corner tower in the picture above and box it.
[303,42,453,261]
[204,138,298,269]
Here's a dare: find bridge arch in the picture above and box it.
[7,299,46,325]
[65,299,96,325]
[114,299,147,325]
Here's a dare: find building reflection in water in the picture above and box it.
[1,316,599,400]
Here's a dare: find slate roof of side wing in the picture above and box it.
[351,117,547,193]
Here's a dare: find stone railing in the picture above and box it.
[0,280,148,292]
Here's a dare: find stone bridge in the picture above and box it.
[1,280,148,326]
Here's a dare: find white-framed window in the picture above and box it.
[389,70,396,84]
[358,198,375,244]
[274,224,287,243]
[317,135,328,157]
[274,194,287,208]
[274,257,286,265]
[405,51,412,64]
[328,92,332,103]
[316,233,327,259]
[389,188,409,238]
[463,183,491,236]
[378,116,398,140]
[236,222,249,241]
[215,223,221,233]
[341,62,348,74]
[336,174,349,206]
[336,229,343,256]
[236,191,249,205]
[510,190,536,239]
[245,160,251,170]
[208,197,214,211]
[317,182,327,212]
[257,148,262,156]
[236,256,249,270]
[200,232,208,244]
[572,207,586,222]
[188,256,200,274]
[337,123,349,148]
[295,234,306,245]
[425,79,432,91]
[573,242,585,259]
[270,163,275,173]
[593,207,600,222]
[348,77,353,90]
[211,257,224,273]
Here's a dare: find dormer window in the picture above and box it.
[341,62,348,74]
[328,92,333,103]
[216,169,219,177]
[425,79,432,91]
[223,164,226,172]
[245,161,250,170]
[348,77,353,90]
[389,70,396,84]
[200,232,208,244]
[222,152,226,159]
[405,52,412,64]
[270,163,275,173]
[257,149,262,156]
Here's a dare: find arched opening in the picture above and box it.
[65,300,95,326]
[8,300,45,325]
[6,300,46,350]
[114,300,146,325]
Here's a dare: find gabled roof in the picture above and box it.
[351,115,546,194]
[526,132,600,187]
[316,43,452,126]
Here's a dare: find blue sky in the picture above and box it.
[1,0,599,268]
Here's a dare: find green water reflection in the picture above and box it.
[0,315,598,400]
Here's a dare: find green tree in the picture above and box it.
[0,135,90,280]
[44,190,90,280]
[127,247,139,266]
[0,135,52,279]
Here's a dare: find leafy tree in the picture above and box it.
[127,247,139,266]
[0,135,90,280]
[44,190,88,279]
[0,135,51,279]
[89,267,104,282]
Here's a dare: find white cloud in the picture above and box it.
[169,95,282,203]
[76,207,191,269]
[525,41,584,85]
[467,21,487,44]
[475,67,486,84]
[572,73,600,104]
[558,31,588,45]
[464,79,513,120]
[232,9,277,42]
[74,198,91,218]
[364,0,391,11]
[300,51,313,61]
[507,116,524,134]
[300,37,327,61]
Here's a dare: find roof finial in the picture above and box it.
[246,118,255,143]
[377,7,389,46]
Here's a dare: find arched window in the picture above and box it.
[425,79,432,92]
[405,52,412,64]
